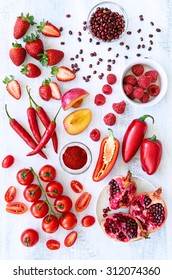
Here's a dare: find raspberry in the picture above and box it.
[90,129,101,141]
[145,70,158,82]
[94,94,106,106]
[148,84,160,96]
[123,84,134,95]
[106,74,117,85]
[137,75,151,89]
[132,64,144,76]
[112,101,126,114]
[139,92,149,103]
[102,84,113,95]
[133,87,144,98]
[123,75,137,86]
[103,113,116,126]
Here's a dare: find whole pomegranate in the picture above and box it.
[101,213,147,242]
[108,171,137,210]
[129,187,167,234]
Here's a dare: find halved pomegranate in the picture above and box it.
[129,187,167,234]
[108,171,137,210]
[101,213,147,242]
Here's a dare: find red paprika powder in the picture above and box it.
[62,145,87,170]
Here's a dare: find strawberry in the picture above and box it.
[39,49,64,66]
[39,78,52,101]
[51,66,76,82]
[112,101,126,114]
[9,41,26,66]
[132,64,144,76]
[20,63,41,78]
[37,20,60,37]
[3,75,21,100]
[23,33,44,60]
[13,13,36,39]
[49,81,62,100]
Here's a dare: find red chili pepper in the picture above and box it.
[27,107,61,157]
[28,93,58,153]
[5,105,47,159]
[26,87,42,143]
[92,128,120,182]
[122,114,154,163]
[140,134,162,175]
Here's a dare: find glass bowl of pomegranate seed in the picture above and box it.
[121,58,168,107]
[87,1,128,42]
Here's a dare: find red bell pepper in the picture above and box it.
[92,128,120,182]
[122,114,154,163]
[140,135,162,175]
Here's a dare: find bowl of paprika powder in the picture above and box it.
[59,142,92,174]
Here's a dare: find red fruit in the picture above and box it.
[106,74,117,85]
[145,70,158,82]
[101,213,147,242]
[90,128,101,141]
[49,81,62,100]
[137,75,151,89]
[13,13,36,39]
[37,20,61,37]
[3,75,21,100]
[23,33,44,60]
[39,49,64,66]
[148,84,160,96]
[94,94,106,106]
[81,215,95,227]
[39,81,52,101]
[123,75,137,86]
[21,63,41,78]
[103,113,116,126]
[2,155,14,168]
[140,92,150,103]
[123,84,134,95]
[64,231,78,247]
[9,42,26,66]
[112,101,126,114]
[132,64,144,76]
[108,171,137,210]
[102,84,112,95]
[130,188,167,234]
[51,66,76,82]
[133,87,144,99]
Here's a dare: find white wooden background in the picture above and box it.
[0,0,172,260]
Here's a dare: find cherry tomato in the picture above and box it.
[70,180,83,193]
[54,195,72,213]
[81,215,95,227]
[6,202,28,214]
[46,181,63,198]
[42,214,59,233]
[21,228,39,247]
[59,212,77,230]
[23,184,42,202]
[16,168,34,185]
[75,192,92,212]
[30,200,49,218]
[46,239,60,250]
[4,186,16,202]
[64,231,78,247]
[39,165,56,182]
[2,155,14,168]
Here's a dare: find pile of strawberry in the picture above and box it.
[123,64,160,103]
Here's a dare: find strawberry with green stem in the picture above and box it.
[37,20,60,37]
[3,75,21,100]
[39,78,62,101]
[51,66,76,82]
[21,63,41,78]
[39,49,64,66]
[9,41,26,66]
[23,33,44,60]
[13,13,36,39]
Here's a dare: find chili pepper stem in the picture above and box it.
[138,114,154,124]
[27,90,41,111]
[53,106,62,122]
[5,104,13,121]
[26,86,33,108]
[148,134,157,141]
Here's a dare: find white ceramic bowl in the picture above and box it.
[120,58,168,107]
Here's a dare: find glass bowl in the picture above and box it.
[87,1,128,42]
[59,142,92,174]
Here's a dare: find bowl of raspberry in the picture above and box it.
[121,58,168,107]
[87,2,128,42]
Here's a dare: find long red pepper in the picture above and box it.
[26,86,42,144]
[27,107,61,157]
[28,93,58,153]
[5,105,47,159]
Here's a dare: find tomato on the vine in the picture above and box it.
[30,200,49,218]
[81,215,95,227]
[54,195,72,213]
[4,186,16,202]
[46,239,60,250]
[6,202,28,214]
[39,165,56,182]
[23,184,42,202]
[59,212,77,230]
[46,181,63,198]
[42,214,59,233]
[16,168,34,185]
[64,231,78,247]
[70,180,83,193]
[2,155,14,168]
[21,228,39,247]
[75,192,92,212]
